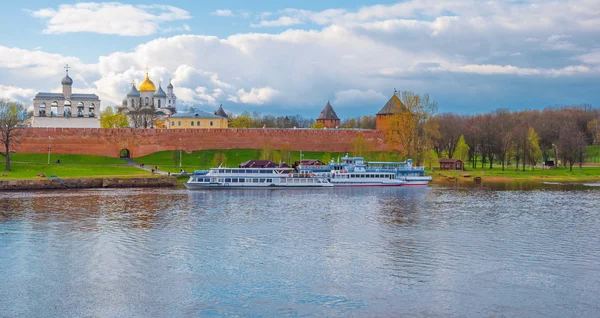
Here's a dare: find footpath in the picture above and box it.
[123,158,171,176]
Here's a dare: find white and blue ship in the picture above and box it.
[296,155,432,186]
[185,155,431,189]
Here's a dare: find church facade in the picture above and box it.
[122,73,177,114]
[120,73,177,128]
[32,66,101,128]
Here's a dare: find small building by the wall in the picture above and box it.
[316,101,340,128]
[165,111,228,129]
[439,158,464,170]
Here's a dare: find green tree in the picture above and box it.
[353,134,370,157]
[261,142,274,161]
[229,112,254,128]
[100,106,129,128]
[527,127,542,169]
[311,121,325,129]
[280,144,291,164]
[455,135,470,163]
[211,152,227,167]
[321,152,332,164]
[0,100,30,171]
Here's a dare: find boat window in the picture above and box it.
[253,178,259,183]
[260,179,265,183]
[239,179,245,183]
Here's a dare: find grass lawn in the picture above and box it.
[11,153,126,165]
[435,165,600,182]
[1,154,148,180]
[134,149,404,173]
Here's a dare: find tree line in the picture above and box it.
[432,106,600,171]
[227,111,377,129]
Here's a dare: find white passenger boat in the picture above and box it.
[184,166,333,189]
[297,155,432,186]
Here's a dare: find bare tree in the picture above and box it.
[558,122,587,171]
[435,113,463,158]
[0,100,31,171]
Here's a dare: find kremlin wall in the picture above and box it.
[14,128,387,158]
[21,68,403,158]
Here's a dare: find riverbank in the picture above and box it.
[432,166,600,184]
[0,176,177,191]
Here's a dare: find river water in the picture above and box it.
[1,185,599,317]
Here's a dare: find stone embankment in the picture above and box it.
[0,177,177,191]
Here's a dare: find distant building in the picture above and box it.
[121,73,177,128]
[165,111,228,129]
[376,90,407,131]
[439,158,464,171]
[32,65,101,128]
[316,101,340,128]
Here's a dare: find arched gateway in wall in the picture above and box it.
[119,149,131,158]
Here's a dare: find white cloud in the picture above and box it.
[211,9,233,17]
[578,51,600,65]
[28,2,191,36]
[235,87,279,104]
[4,0,600,114]
[251,16,304,28]
[0,85,37,102]
[428,64,593,77]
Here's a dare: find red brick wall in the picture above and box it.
[14,128,386,158]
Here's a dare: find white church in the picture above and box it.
[32,66,101,128]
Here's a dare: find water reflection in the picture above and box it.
[1,186,599,317]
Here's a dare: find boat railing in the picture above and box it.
[367,166,426,172]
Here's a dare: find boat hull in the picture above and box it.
[185,182,333,189]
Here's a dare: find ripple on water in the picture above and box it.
[1,186,600,317]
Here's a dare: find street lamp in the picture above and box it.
[179,138,182,168]
[47,136,51,165]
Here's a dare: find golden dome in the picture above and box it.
[138,73,156,92]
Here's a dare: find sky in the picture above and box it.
[0,0,599,118]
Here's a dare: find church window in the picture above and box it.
[178,121,181,126]
[191,121,194,126]
[51,101,58,117]
[64,100,71,106]
[77,102,84,117]
[39,103,46,117]
[197,121,200,126]
[172,121,175,126]
[158,99,161,108]
[145,97,149,105]
[210,121,213,127]
[131,99,134,107]
[88,104,95,117]
[139,98,142,106]
[168,100,171,104]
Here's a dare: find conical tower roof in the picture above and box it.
[377,91,406,115]
[214,104,228,118]
[317,101,339,120]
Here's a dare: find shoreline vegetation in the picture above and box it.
[432,162,600,184]
[1,150,599,188]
